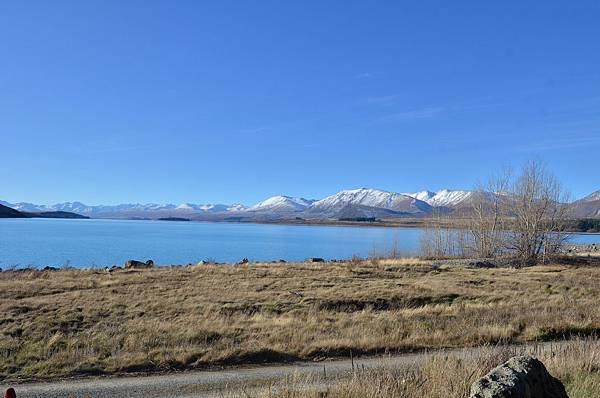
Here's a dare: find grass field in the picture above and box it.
[2,258,600,381]
[221,339,600,398]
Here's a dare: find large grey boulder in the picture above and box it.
[124,259,155,269]
[469,355,568,398]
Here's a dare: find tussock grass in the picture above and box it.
[2,260,600,380]
[571,252,600,257]
[222,339,600,398]
[223,339,600,398]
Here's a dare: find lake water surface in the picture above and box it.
[0,218,598,268]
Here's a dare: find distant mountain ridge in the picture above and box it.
[306,188,432,218]
[0,203,27,218]
[3,187,600,221]
[0,203,89,219]
[248,196,315,212]
[0,200,247,217]
[570,190,600,218]
[403,189,474,207]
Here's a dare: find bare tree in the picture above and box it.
[505,161,570,263]
[420,210,468,258]
[421,160,569,264]
[468,171,510,258]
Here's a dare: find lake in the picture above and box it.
[0,218,598,268]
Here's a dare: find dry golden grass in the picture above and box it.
[2,259,600,380]
[571,252,600,257]
[222,339,600,398]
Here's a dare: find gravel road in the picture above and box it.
[3,342,562,398]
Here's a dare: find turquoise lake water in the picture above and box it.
[0,218,598,268]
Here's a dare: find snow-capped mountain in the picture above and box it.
[581,190,600,202]
[403,189,474,207]
[249,196,315,212]
[0,203,29,218]
[404,190,436,202]
[308,188,432,216]
[56,202,180,215]
[199,204,247,212]
[227,204,248,212]
[6,187,599,221]
[570,190,600,218]
[0,201,52,212]
[0,201,245,218]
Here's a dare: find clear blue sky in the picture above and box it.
[2,1,599,205]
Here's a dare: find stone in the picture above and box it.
[469,355,568,398]
[124,259,155,269]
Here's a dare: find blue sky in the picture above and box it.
[2,1,599,205]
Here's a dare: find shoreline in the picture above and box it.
[3,252,600,272]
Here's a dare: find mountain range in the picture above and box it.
[570,190,600,218]
[2,188,600,221]
[0,203,89,219]
[0,203,27,218]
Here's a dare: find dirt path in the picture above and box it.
[3,342,564,398]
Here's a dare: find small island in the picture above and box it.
[157,217,191,222]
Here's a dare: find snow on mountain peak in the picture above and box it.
[176,203,196,210]
[582,190,600,202]
[226,204,248,212]
[404,189,473,207]
[429,190,473,206]
[250,196,314,212]
[312,188,430,213]
[402,190,436,202]
[0,187,501,220]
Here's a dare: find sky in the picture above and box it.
[1,1,600,205]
